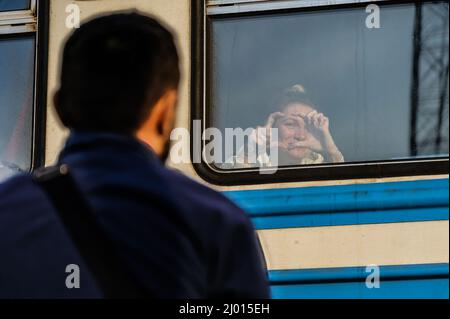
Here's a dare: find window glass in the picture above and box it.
[208,2,449,169]
[0,35,35,180]
[0,0,30,11]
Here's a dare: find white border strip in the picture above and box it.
[0,23,35,34]
[258,221,450,271]
[0,0,37,28]
[207,0,388,15]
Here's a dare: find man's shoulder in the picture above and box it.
[0,174,44,207]
[0,173,53,225]
[0,173,36,198]
[161,167,250,225]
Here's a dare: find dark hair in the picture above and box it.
[278,84,316,112]
[57,12,180,134]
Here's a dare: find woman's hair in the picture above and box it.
[278,84,316,112]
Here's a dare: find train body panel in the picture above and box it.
[1,0,447,298]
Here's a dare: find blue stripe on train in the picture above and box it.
[224,178,449,229]
[269,264,449,299]
[271,278,449,299]
[225,179,449,298]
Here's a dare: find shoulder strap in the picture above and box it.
[33,165,148,298]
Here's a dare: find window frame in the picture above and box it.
[0,0,36,34]
[191,0,449,186]
[0,0,48,172]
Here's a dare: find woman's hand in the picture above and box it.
[250,112,285,149]
[291,111,344,162]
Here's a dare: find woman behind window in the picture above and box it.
[224,85,344,169]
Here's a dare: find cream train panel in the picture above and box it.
[213,175,450,192]
[258,221,449,271]
[45,0,191,168]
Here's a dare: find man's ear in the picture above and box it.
[152,89,177,136]
[53,90,60,109]
[160,89,177,136]
[144,89,175,136]
[53,89,67,126]
[136,89,178,155]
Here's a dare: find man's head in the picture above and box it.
[55,12,180,158]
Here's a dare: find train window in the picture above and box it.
[0,36,35,174]
[0,0,45,182]
[0,0,31,12]
[192,0,449,185]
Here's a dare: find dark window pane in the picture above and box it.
[0,0,30,11]
[0,35,35,180]
[209,2,449,169]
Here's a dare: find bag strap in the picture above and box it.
[33,164,147,298]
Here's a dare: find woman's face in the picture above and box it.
[275,103,315,159]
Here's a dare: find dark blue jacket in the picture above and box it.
[0,132,270,298]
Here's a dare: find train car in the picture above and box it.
[0,0,448,298]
